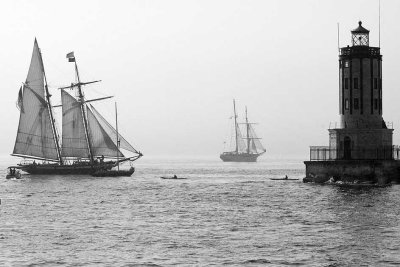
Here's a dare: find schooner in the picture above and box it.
[12,39,142,174]
[220,99,266,162]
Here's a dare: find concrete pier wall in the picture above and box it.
[304,160,400,184]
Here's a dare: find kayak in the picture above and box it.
[270,178,298,181]
[160,176,187,180]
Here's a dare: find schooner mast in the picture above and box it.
[38,40,63,164]
[66,52,96,163]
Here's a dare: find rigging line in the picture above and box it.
[23,85,47,106]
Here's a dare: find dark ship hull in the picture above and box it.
[18,162,114,175]
[220,152,262,162]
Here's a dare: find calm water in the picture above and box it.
[1,157,400,266]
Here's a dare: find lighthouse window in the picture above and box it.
[354,78,359,89]
[374,99,378,109]
[354,98,359,109]
[344,78,349,89]
[374,78,378,89]
[345,99,349,110]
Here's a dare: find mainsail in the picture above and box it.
[13,40,59,161]
[61,89,89,158]
[61,89,125,159]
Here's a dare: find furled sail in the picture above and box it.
[13,40,59,160]
[61,89,89,158]
[90,104,138,154]
[87,106,124,158]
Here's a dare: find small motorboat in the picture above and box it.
[6,167,22,179]
[160,175,187,180]
[91,167,135,177]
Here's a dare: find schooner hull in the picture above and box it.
[220,153,262,162]
[19,162,114,175]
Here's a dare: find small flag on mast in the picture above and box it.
[66,51,75,62]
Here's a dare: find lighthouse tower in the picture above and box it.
[304,21,400,184]
[330,21,392,160]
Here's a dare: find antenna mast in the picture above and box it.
[337,23,340,53]
[233,99,238,154]
[379,0,381,48]
[246,106,250,154]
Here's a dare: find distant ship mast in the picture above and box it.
[115,102,120,171]
[233,99,238,154]
[246,106,250,154]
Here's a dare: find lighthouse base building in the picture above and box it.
[304,21,400,184]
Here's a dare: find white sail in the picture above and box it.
[247,124,266,153]
[236,125,247,153]
[87,106,124,158]
[13,40,59,160]
[90,104,138,154]
[61,89,89,158]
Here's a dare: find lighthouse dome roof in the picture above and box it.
[351,21,369,34]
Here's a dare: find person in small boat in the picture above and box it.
[284,175,288,180]
[173,175,177,179]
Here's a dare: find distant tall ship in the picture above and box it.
[220,100,266,162]
[12,39,142,174]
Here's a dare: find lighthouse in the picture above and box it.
[304,21,400,184]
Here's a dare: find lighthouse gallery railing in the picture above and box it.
[309,146,400,161]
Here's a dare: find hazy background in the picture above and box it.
[1,0,400,159]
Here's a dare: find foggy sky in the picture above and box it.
[1,0,400,159]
